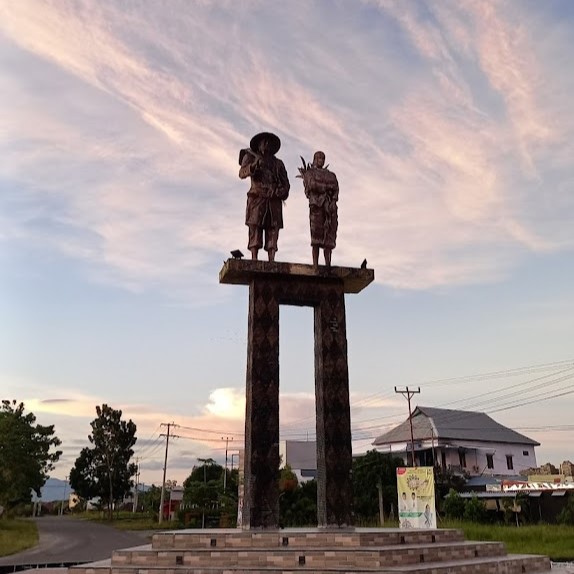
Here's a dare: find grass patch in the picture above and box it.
[441,520,574,561]
[0,519,38,557]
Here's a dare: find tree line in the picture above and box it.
[1,399,461,525]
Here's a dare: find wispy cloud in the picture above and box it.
[1,0,573,299]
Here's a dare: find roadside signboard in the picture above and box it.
[397,466,436,529]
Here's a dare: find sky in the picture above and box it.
[1,0,574,487]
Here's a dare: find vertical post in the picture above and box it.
[222,436,233,491]
[133,458,139,513]
[159,422,173,524]
[60,476,67,516]
[377,479,384,526]
[394,387,420,467]
[197,458,212,528]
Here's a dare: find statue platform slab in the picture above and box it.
[219,259,374,294]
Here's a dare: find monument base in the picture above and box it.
[69,527,551,574]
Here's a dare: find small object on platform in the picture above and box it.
[231,249,244,259]
[360,258,367,269]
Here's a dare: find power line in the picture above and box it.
[177,424,244,437]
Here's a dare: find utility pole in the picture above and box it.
[221,436,233,491]
[197,457,214,529]
[377,478,384,526]
[133,458,140,514]
[159,422,178,524]
[395,386,420,467]
[60,476,68,516]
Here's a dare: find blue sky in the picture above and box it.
[1,0,573,486]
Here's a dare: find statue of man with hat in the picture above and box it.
[239,132,290,261]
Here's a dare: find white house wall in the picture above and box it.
[373,441,537,477]
[452,442,536,475]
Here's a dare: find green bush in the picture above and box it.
[557,494,574,526]
[443,488,465,519]
[463,495,487,522]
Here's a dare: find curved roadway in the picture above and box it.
[0,516,152,566]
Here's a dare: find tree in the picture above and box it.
[557,494,574,526]
[352,450,403,522]
[186,458,220,484]
[139,484,162,515]
[69,404,137,519]
[443,488,465,519]
[464,495,487,522]
[69,447,99,503]
[280,478,317,527]
[181,460,240,528]
[279,464,299,493]
[0,400,62,512]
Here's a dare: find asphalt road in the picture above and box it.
[0,516,151,566]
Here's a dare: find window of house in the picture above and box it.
[486,454,494,469]
[506,455,514,470]
[459,450,466,468]
[523,450,529,456]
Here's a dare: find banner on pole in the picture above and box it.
[396,466,436,529]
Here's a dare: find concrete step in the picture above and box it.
[70,553,551,574]
[152,528,465,550]
[112,540,507,569]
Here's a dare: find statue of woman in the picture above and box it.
[298,151,339,267]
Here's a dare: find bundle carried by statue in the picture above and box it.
[298,156,339,204]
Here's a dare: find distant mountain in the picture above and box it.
[32,477,71,502]
[32,478,151,501]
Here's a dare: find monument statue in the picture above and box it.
[298,151,339,267]
[224,134,373,529]
[239,132,290,262]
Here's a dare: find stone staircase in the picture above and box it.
[70,528,551,574]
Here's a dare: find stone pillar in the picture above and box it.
[315,284,353,527]
[243,280,280,529]
[219,260,373,530]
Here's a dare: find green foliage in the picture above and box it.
[0,400,62,511]
[352,450,403,521]
[69,404,137,520]
[280,479,317,527]
[557,494,574,525]
[69,448,99,502]
[185,458,221,484]
[443,488,466,519]
[500,494,529,525]
[138,485,162,516]
[463,495,487,522]
[182,460,238,528]
[279,464,298,492]
[434,466,467,508]
[440,519,574,561]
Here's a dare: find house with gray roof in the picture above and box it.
[372,406,539,477]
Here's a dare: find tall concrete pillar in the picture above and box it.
[220,260,373,530]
